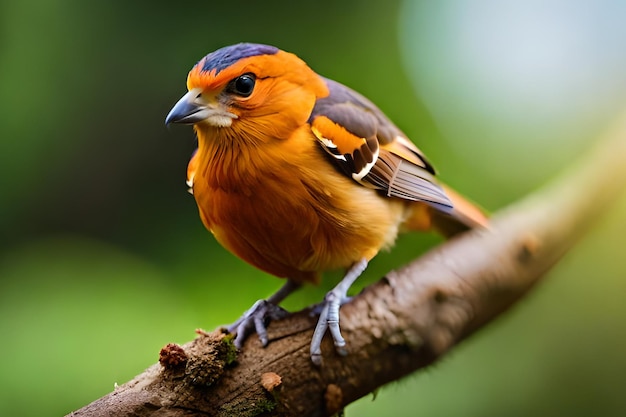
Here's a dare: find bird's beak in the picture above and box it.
[165,88,206,125]
[165,87,237,127]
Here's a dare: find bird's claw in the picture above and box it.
[227,299,289,348]
[309,258,368,365]
[310,290,350,366]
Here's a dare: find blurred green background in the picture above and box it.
[1,0,625,416]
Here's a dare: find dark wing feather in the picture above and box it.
[309,78,453,212]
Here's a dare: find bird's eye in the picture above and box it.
[227,73,256,97]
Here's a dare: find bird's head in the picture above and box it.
[166,43,329,141]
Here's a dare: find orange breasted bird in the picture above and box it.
[166,43,488,364]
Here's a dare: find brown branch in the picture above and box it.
[69,114,626,417]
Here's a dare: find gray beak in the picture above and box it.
[165,88,205,125]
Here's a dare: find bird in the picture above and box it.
[165,43,488,365]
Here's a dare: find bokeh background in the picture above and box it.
[1,0,626,416]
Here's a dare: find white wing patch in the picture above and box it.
[352,145,380,182]
[320,137,337,149]
[312,126,347,161]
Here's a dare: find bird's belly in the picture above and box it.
[192,176,406,283]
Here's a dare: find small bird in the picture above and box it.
[166,43,487,364]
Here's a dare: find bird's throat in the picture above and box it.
[194,127,268,194]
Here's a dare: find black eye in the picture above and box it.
[227,73,256,97]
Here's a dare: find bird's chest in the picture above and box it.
[187,139,404,278]
[195,173,314,243]
[190,154,335,274]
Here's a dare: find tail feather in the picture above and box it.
[430,185,489,238]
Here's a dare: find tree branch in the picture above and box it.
[69,114,626,417]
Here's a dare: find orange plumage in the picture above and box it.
[166,43,487,363]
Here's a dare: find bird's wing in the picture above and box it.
[309,78,452,212]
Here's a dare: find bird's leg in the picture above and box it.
[227,280,301,348]
[310,258,368,365]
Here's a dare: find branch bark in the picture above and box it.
[69,114,626,417]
